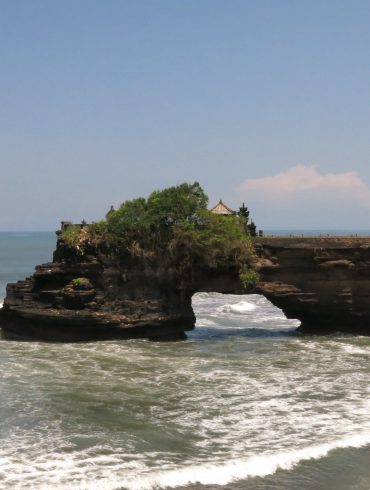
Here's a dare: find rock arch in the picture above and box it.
[2,236,370,341]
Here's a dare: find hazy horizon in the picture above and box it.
[2,228,370,234]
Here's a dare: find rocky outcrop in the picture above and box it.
[2,234,370,341]
[255,237,370,334]
[0,231,243,341]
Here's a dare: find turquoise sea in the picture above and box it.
[1,232,370,489]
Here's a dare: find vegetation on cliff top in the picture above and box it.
[61,182,258,285]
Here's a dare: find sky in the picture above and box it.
[2,0,370,230]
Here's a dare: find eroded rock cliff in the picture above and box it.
[255,237,370,334]
[3,233,370,341]
[0,230,244,341]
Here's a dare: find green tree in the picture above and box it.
[248,220,257,237]
[105,182,209,247]
[238,202,250,235]
[238,202,260,237]
[147,182,208,229]
[62,182,257,281]
[238,203,250,224]
[107,197,150,243]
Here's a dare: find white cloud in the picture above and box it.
[235,165,370,229]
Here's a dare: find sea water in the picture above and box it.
[1,232,370,490]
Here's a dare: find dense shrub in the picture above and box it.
[168,209,255,271]
[105,182,209,247]
[239,269,260,289]
[62,182,257,281]
[61,225,82,248]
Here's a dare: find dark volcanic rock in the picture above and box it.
[0,232,243,341]
[3,234,370,341]
[255,237,370,335]
[61,278,96,309]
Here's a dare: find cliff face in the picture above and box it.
[2,235,370,341]
[255,237,370,334]
[0,233,243,341]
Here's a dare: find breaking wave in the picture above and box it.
[5,432,370,490]
[220,301,256,314]
[1,284,370,489]
[82,433,370,490]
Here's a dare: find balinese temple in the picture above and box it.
[210,200,236,215]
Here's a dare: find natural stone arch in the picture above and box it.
[2,235,370,341]
[191,291,299,338]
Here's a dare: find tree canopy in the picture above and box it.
[63,182,257,285]
[105,182,208,244]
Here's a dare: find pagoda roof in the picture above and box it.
[210,200,236,215]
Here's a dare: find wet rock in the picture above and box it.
[3,233,370,340]
[255,237,370,334]
[0,232,240,341]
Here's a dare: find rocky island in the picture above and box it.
[2,183,370,341]
[0,183,256,341]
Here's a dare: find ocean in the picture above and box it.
[1,232,370,490]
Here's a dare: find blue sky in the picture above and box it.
[2,0,370,230]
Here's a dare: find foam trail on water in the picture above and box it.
[221,301,256,314]
[119,432,370,490]
[336,343,370,356]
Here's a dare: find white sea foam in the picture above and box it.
[336,343,370,356]
[194,318,217,327]
[221,301,256,314]
[192,292,295,328]
[0,300,3,309]
[3,432,370,490]
[2,290,370,490]
[119,432,370,490]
